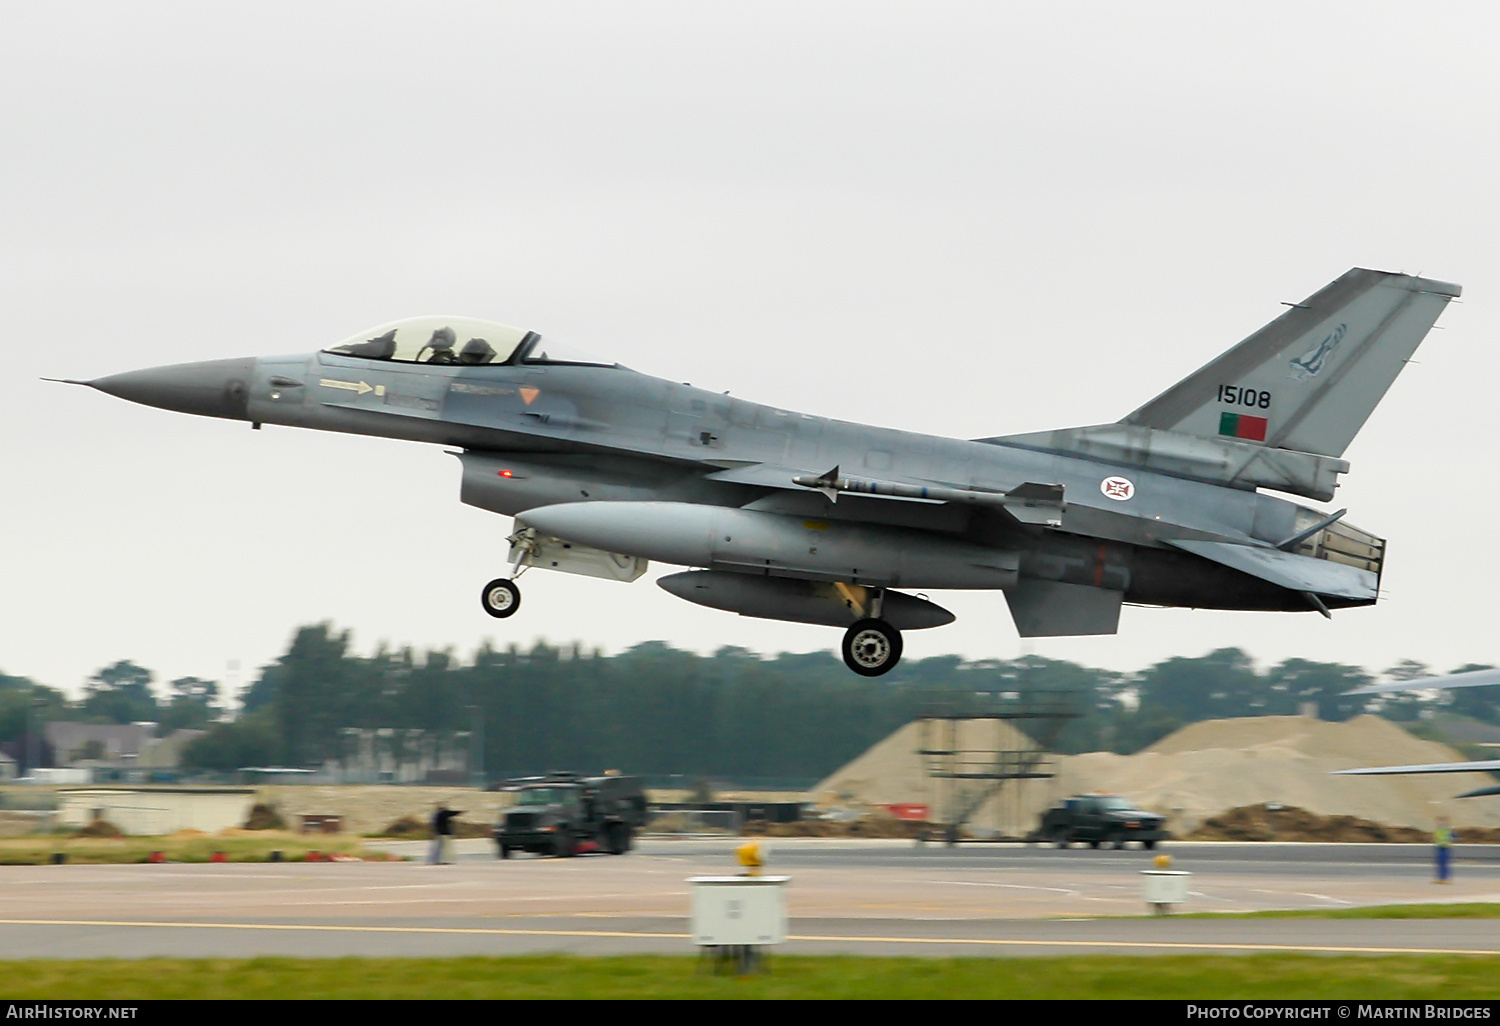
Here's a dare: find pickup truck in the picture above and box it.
[1034,794,1168,849]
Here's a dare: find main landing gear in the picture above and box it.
[842,618,903,677]
[838,586,903,677]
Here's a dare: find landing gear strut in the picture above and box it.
[842,618,902,676]
[481,528,537,619]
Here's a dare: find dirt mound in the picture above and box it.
[74,818,124,838]
[1186,803,1500,843]
[744,815,929,839]
[811,718,1043,835]
[379,814,491,839]
[243,803,287,830]
[380,816,430,838]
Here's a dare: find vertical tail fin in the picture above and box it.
[1123,269,1460,457]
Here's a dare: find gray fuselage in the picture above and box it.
[168,348,1349,614]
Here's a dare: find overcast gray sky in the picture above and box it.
[4,2,1496,699]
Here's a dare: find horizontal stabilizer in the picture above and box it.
[1332,761,1500,776]
[1345,667,1500,696]
[1004,580,1122,638]
[1165,539,1377,600]
[1124,268,1460,458]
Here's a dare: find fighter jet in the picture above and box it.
[68,267,1458,676]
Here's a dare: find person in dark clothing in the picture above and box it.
[429,805,463,865]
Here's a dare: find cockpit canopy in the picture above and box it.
[322,316,613,367]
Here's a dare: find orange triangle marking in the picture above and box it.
[520,386,540,406]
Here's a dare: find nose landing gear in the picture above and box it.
[481,528,540,619]
[481,578,521,618]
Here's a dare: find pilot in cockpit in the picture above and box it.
[417,327,459,364]
[458,337,497,364]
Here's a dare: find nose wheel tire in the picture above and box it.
[481,578,521,618]
[841,618,902,676]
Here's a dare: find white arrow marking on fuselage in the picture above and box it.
[319,378,374,395]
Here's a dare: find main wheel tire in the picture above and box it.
[552,829,575,858]
[481,578,521,619]
[841,618,903,677]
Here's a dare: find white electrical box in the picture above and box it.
[1141,869,1191,910]
[690,876,790,946]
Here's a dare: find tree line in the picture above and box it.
[2,624,1494,782]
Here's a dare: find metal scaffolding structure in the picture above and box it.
[916,689,1083,843]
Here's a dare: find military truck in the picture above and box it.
[1034,793,1168,850]
[494,772,649,858]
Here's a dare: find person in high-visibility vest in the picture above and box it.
[1434,816,1455,884]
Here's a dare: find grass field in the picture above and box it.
[0,954,1496,999]
[0,832,385,865]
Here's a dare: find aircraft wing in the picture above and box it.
[1344,668,1500,696]
[1164,538,1377,600]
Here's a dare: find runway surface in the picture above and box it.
[2,838,1498,959]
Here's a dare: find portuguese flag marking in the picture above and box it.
[1219,412,1268,441]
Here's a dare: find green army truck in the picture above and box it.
[494,772,649,858]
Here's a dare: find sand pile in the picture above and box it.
[1058,715,1500,833]
[811,718,1051,836]
[813,713,1500,837]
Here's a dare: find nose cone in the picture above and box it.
[89,357,256,421]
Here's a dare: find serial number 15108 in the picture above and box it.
[1217,384,1271,409]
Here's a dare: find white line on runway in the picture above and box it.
[890,877,1077,896]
